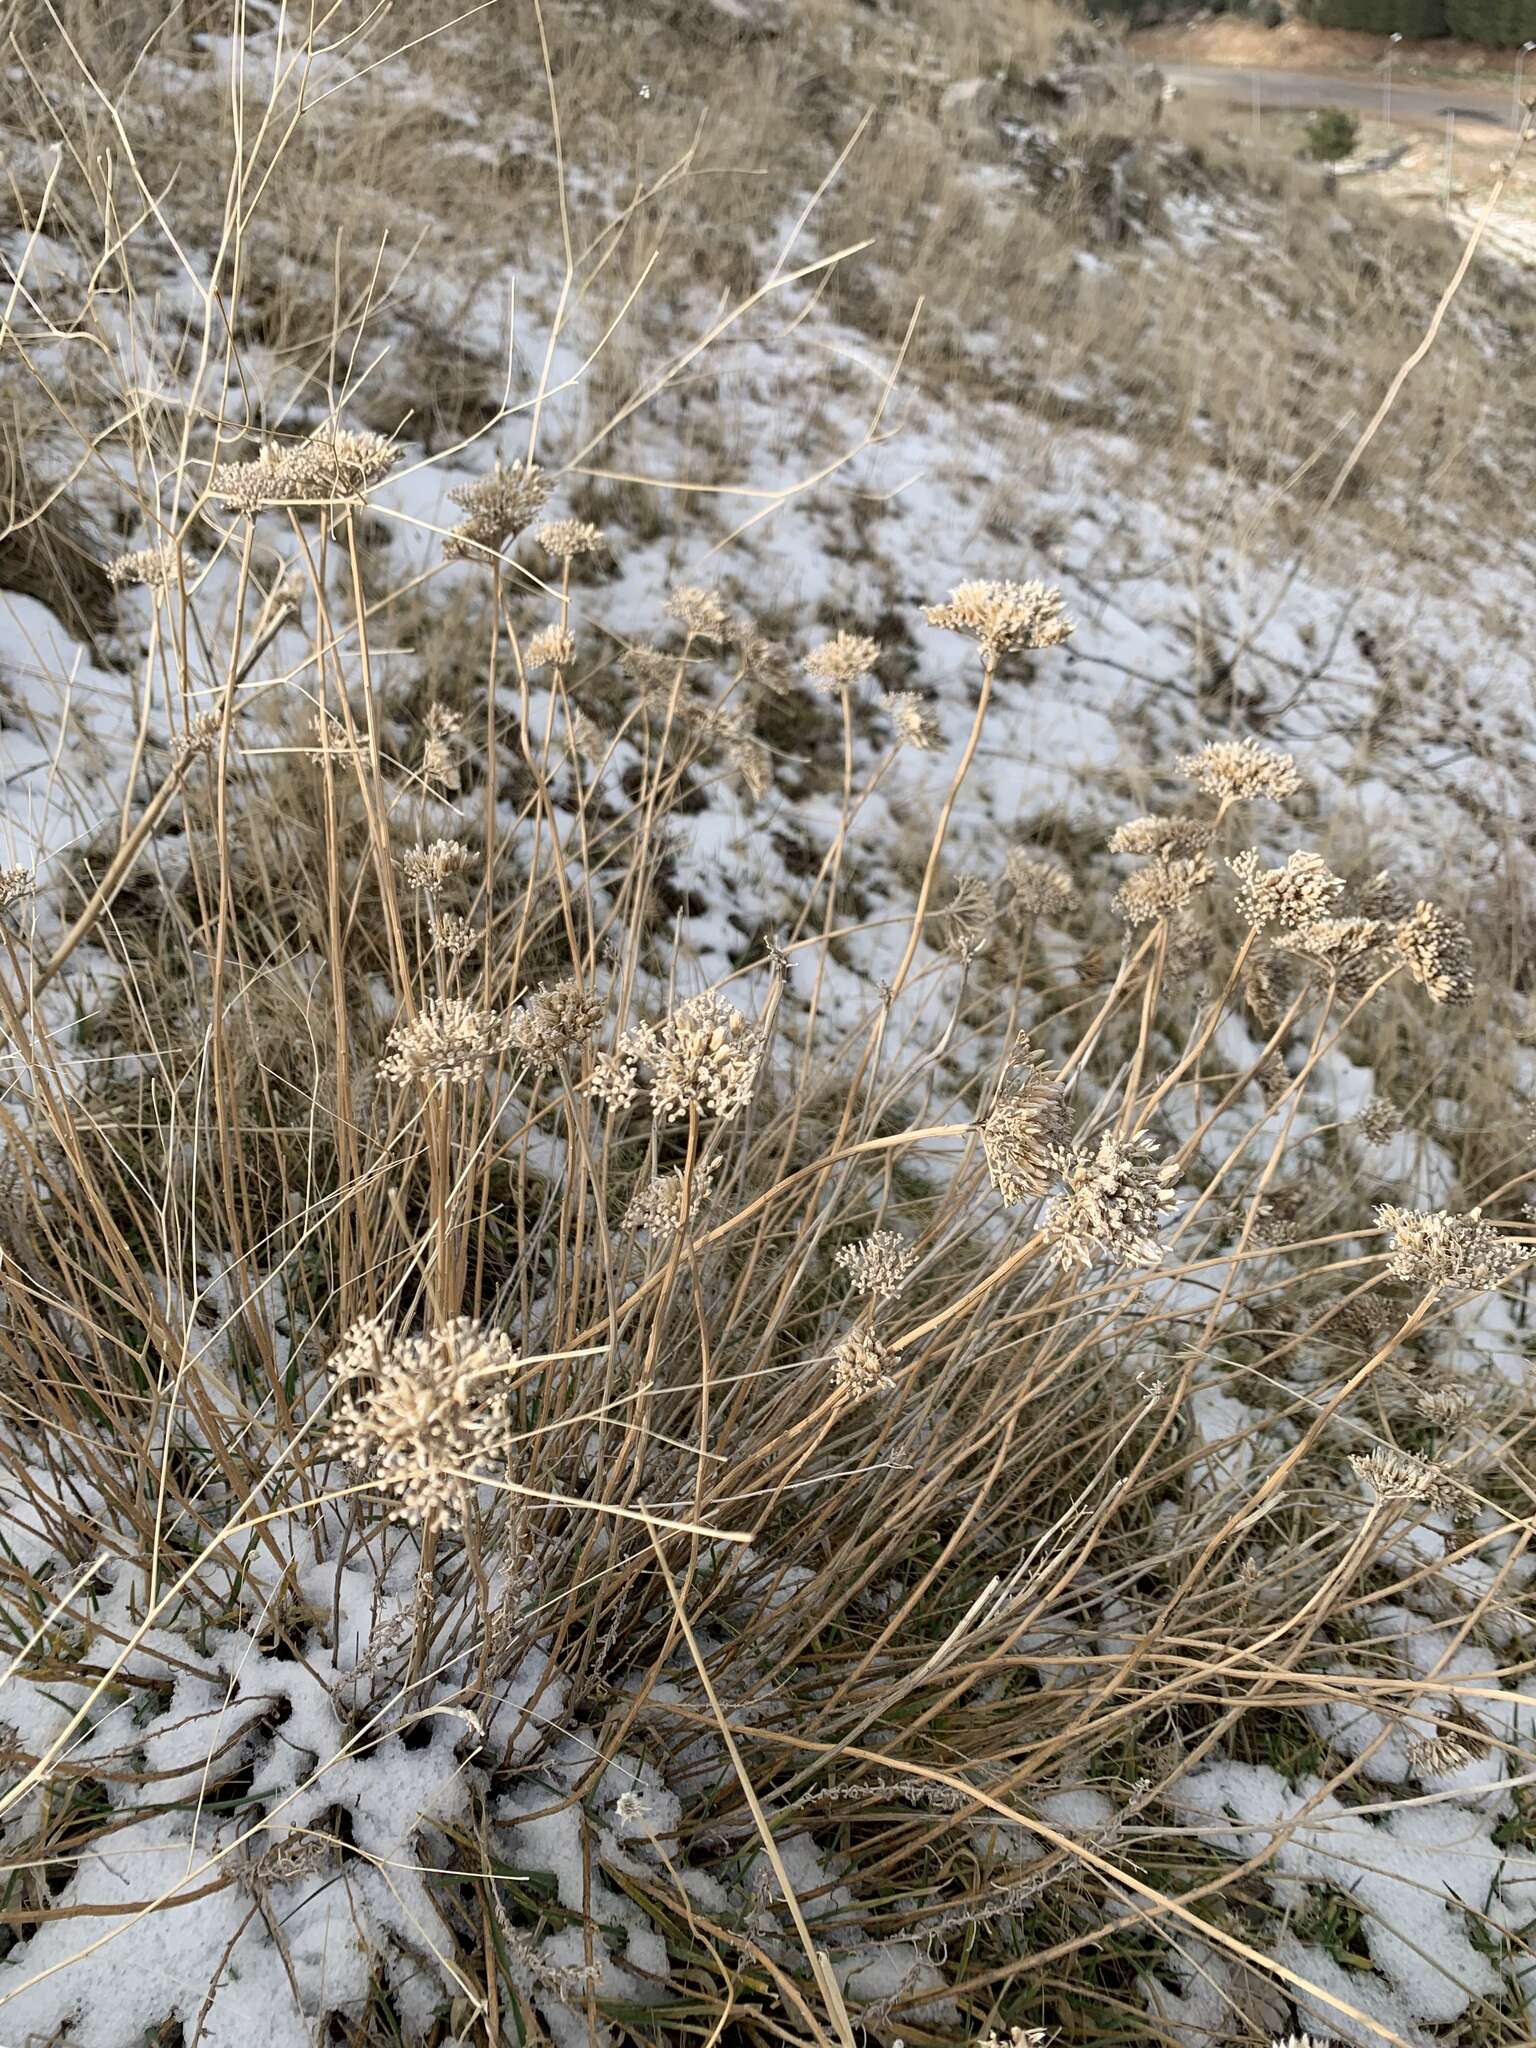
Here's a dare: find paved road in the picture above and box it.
[1164,60,1518,133]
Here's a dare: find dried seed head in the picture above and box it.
[1003,851,1076,921]
[1356,868,1413,922]
[443,461,552,561]
[400,839,469,895]
[1416,1384,1474,1427]
[525,623,577,672]
[803,630,880,694]
[1349,1445,1464,1513]
[937,871,994,958]
[172,710,223,766]
[212,426,399,515]
[829,1328,895,1402]
[1230,849,1346,931]
[434,912,479,958]
[597,991,765,1124]
[1285,917,1382,973]
[1255,1050,1291,1108]
[666,585,734,641]
[979,1052,1072,1206]
[325,1316,520,1526]
[623,1156,721,1240]
[0,865,36,912]
[534,517,605,562]
[378,996,506,1088]
[1377,1205,1523,1297]
[1108,814,1213,859]
[1354,1098,1404,1145]
[1404,1727,1473,1776]
[106,542,183,592]
[834,1230,919,1301]
[419,703,462,792]
[882,690,942,750]
[1047,1131,1179,1270]
[1113,854,1214,928]
[1179,738,1303,805]
[565,703,606,764]
[923,579,1074,660]
[504,978,605,1075]
[1242,952,1292,1033]
[1393,900,1475,1006]
[309,709,353,756]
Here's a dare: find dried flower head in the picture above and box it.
[882,690,942,750]
[979,1044,1071,1205]
[525,623,577,672]
[1356,868,1413,922]
[803,631,880,694]
[666,585,734,641]
[622,1156,721,1241]
[1393,901,1475,1006]
[829,1328,895,1402]
[1354,1098,1405,1146]
[1113,854,1214,928]
[325,1316,520,1525]
[434,912,479,959]
[212,426,399,515]
[1349,1445,1463,1513]
[937,871,994,958]
[172,710,223,766]
[443,460,552,561]
[1285,917,1382,973]
[1108,814,1213,859]
[566,703,607,764]
[835,1230,919,1301]
[400,839,469,895]
[378,996,506,1088]
[1376,1205,1523,1297]
[923,579,1074,660]
[309,709,353,757]
[1416,1384,1475,1428]
[106,542,183,592]
[1230,849,1345,932]
[0,865,36,912]
[1003,850,1075,921]
[505,978,605,1075]
[1047,1131,1179,1270]
[599,991,765,1124]
[534,518,605,563]
[420,703,462,792]
[980,2030,1050,2048]
[1404,1728,1473,1776]
[710,709,773,800]
[1179,738,1302,805]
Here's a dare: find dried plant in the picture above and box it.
[803,630,880,693]
[1230,848,1346,931]
[1179,737,1303,804]
[1046,1131,1179,1269]
[1393,899,1476,1005]
[923,578,1074,659]
[882,689,942,749]
[834,1230,919,1300]
[443,460,552,560]
[325,1317,520,1525]
[1376,1205,1524,1296]
[829,1328,895,1401]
